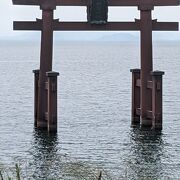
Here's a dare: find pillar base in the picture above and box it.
[131,116,140,127]
[131,69,164,130]
[140,118,152,128]
[48,125,57,133]
[130,68,141,127]
[152,124,162,130]
[37,120,48,129]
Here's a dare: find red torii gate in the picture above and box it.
[13,0,179,132]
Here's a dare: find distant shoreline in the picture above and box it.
[1,39,180,44]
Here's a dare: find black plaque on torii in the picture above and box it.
[13,0,179,131]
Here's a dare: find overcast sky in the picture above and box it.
[0,0,180,38]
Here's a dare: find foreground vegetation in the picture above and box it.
[0,164,21,180]
[0,163,112,180]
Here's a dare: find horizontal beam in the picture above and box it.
[14,21,140,31]
[54,22,179,31]
[151,0,180,6]
[152,22,179,31]
[53,22,140,31]
[14,21,42,30]
[55,0,90,6]
[12,0,41,5]
[103,0,180,6]
[14,21,179,31]
[12,0,180,6]
[56,0,140,6]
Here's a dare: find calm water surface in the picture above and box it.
[0,41,180,179]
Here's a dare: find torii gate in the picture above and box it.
[13,0,179,132]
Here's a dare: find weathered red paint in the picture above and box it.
[13,21,178,31]
[36,10,54,129]
[13,0,179,131]
[139,8,153,127]
[130,69,140,126]
[12,0,180,6]
[46,72,59,132]
[151,71,164,130]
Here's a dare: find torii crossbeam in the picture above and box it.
[12,0,180,6]
[13,0,179,131]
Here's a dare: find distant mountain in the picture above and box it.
[98,32,180,42]
[1,32,114,42]
[97,33,138,41]
[1,31,180,42]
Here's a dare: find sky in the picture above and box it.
[0,0,180,39]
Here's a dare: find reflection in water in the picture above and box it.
[126,128,164,179]
[27,129,103,180]
[29,129,61,179]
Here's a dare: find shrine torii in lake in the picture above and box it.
[13,0,179,132]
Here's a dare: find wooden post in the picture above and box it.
[130,69,140,126]
[37,6,55,129]
[139,6,153,127]
[13,0,179,131]
[151,71,164,130]
[46,71,59,132]
[33,69,40,127]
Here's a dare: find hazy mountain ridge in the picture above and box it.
[1,32,180,42]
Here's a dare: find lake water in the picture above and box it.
[0,41,180,179]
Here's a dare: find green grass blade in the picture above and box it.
[0,170,4,180]
[15,164,21,180]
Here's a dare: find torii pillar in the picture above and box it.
[13,0,60,132]
[13,0,179,132]
[140,5,154,127]
[131,4,179,130]
[37,2,55,129]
